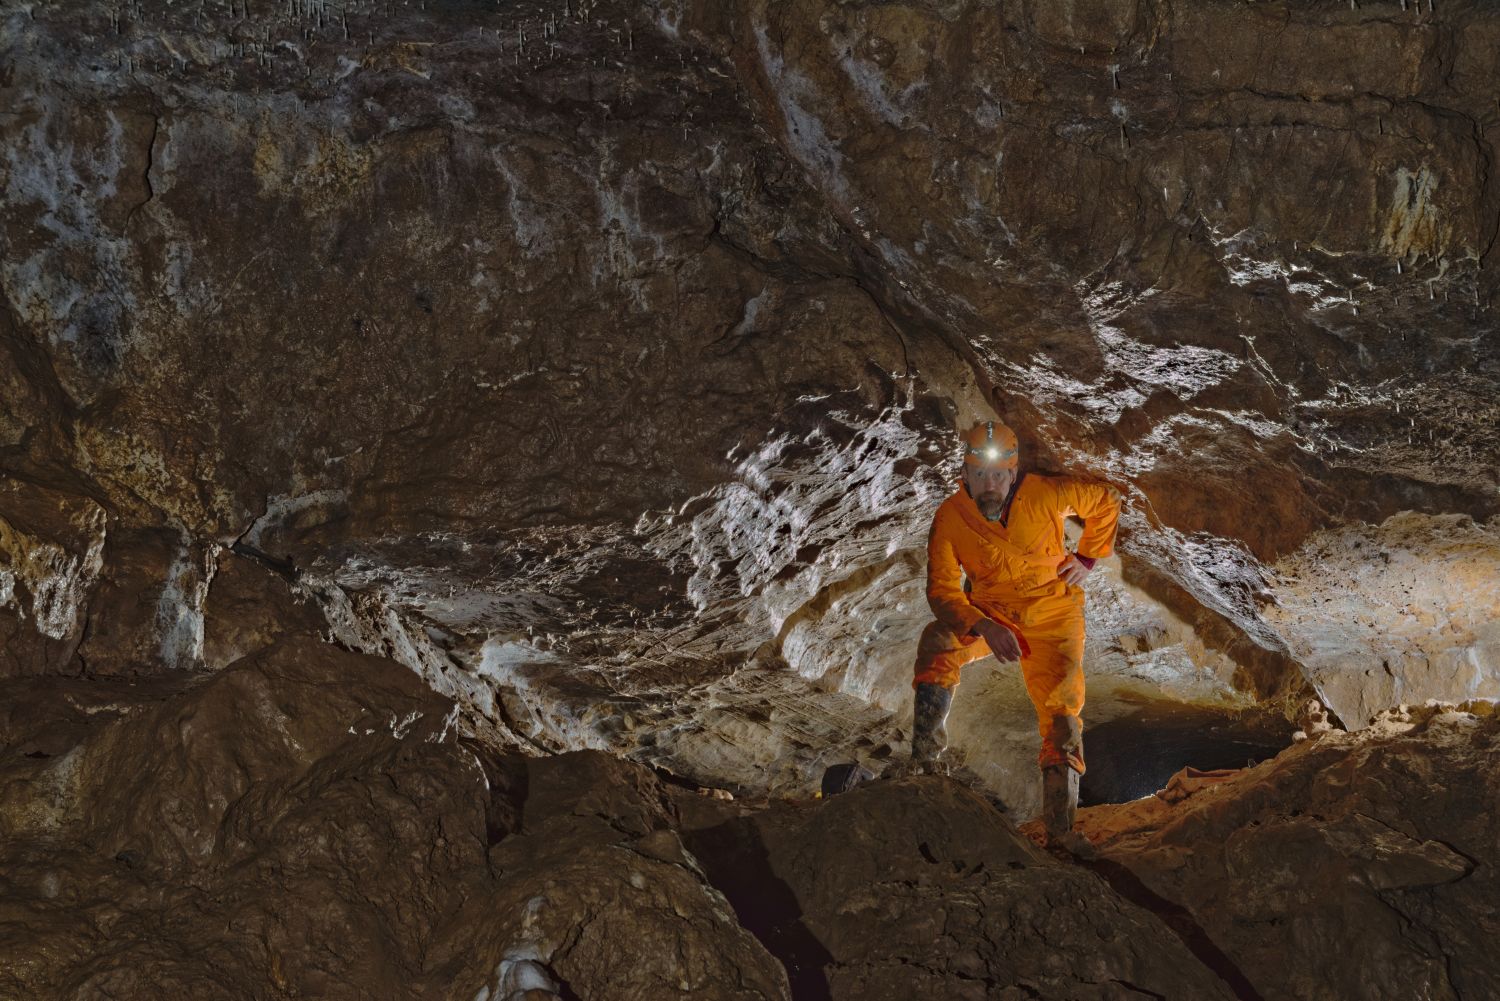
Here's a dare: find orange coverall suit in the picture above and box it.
[912,473,1120,774]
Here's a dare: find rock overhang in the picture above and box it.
[1,0,1497,799]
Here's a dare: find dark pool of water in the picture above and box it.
[1080,703,1292,807]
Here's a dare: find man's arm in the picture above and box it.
[1051,477,1121,585]
[926,511,985,636]
[927,511,1027,661]
[1055,477,1122,561]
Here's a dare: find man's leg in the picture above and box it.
[909,620,989,772]
[1018,605,1090,850]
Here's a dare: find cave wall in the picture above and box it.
[2,0,1498,790]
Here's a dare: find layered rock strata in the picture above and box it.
[3,0,1498,799]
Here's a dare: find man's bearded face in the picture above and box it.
[965,464,1017,521]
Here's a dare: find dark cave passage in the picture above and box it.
[1081,703,1290,807]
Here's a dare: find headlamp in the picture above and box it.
[962,419,1019,468]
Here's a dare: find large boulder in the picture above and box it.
[675,776,1241,999]
[0,639,789,1000]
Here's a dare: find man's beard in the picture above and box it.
[978,494,1006,522]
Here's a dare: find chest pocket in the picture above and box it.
[976,538,1016,572]
[1009,512,1064,563]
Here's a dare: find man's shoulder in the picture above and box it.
[1016,472,1117,514]
[1015,472,1075,508]
[1020,471,1105,491]
[1017,471,1064,495]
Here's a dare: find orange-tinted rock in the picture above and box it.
[1078,705,1500,1000]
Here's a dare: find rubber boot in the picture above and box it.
[1041,764,1095,857]
[909,682,954,775]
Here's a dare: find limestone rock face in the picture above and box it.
[0,479,106,676]
[0,639,789,1000]
[3,0,1499,795]
[2,1,1499,992]
[1264,512,1500,728]
[1077,703,1500,1001]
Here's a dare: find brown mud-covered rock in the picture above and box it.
[674,777,1241,1000]
[0,631,1494,1000]
[199,547,328,669]
[1075,702,1500,1001]
[0,639,789,1000]
[445,750,792,1001]
[71,527,217,676]
[0,638,485,997]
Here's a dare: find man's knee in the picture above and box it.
[916,620,969,656]
[1025,654,1086,717]
[913,620,983,690]
[913,659,962,690]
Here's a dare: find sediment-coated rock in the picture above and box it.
[675,776,1241,1000]
[0,639,789,1000]
[1077,702,1500,1001]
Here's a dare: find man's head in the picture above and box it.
[961,420,1019,521]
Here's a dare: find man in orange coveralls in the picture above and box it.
[911,419,1120,852]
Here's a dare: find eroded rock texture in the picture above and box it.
[4,0,1499,790]
[3,637,1494,999]
[0,639,789,999]
[2,0,1499,995]
[674,777,1241,1000]
[1076,702,1500,1001]
[0,636,1245,998]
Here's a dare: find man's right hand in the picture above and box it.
[973,618,1023,663]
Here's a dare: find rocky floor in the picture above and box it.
[1073,700,1500,1001]
[1,637,1492,1000]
